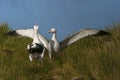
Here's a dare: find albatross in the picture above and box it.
[47,28,110,59]
[7,24,46,62]
[6,26,110,60]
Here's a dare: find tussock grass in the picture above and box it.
[0,23,120,80]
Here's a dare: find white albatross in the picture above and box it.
[47,28,110,59]
[6,26,110,60]
[7,25,46,62]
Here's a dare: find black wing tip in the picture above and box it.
[96,30,111,36]
[6,31,20,36]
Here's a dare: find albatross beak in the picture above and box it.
[48,29,53,33]
[48,28,56,33]
[48,30,52,33]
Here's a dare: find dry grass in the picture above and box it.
[0,23,120,80]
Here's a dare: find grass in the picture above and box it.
[0,23,120,80]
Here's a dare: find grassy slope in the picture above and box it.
[0,23,120,80]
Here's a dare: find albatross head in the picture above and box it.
[33,24,39,30]
[48,28,56,33]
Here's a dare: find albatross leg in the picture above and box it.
[38,48,45,64]
[48,52,52,61]
[39,56,43,64]
[41,48,45,58]
[29,54,33,62]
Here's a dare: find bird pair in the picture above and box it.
[6,24,110,62]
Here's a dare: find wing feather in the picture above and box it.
[38,33,49,49]
[6,29,49,49]
[60,28,110,48]
[6,29,34,38]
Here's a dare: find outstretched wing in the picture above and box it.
[6,29,34,38]
[60,28,110,48]
[6,29,49,49]
[37,33,49,49]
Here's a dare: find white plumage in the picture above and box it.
[7,25,45,62]
[7,25,110,60]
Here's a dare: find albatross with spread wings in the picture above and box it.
[6,25,110,61]
[7,25,46,62]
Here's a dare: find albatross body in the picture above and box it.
[6,25,110,60]
[47,28,110,59]
[7,25,45,62]
[27,25,45,62]
[47,28,61,59]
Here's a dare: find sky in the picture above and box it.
[0,0,120,40]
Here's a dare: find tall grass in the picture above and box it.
[0,23,120,80]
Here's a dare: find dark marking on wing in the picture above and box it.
[6,30,20,36]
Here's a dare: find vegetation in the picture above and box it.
[0,23,120,80]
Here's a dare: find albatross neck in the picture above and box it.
[51,32,57,41]
[33,29,40,43]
